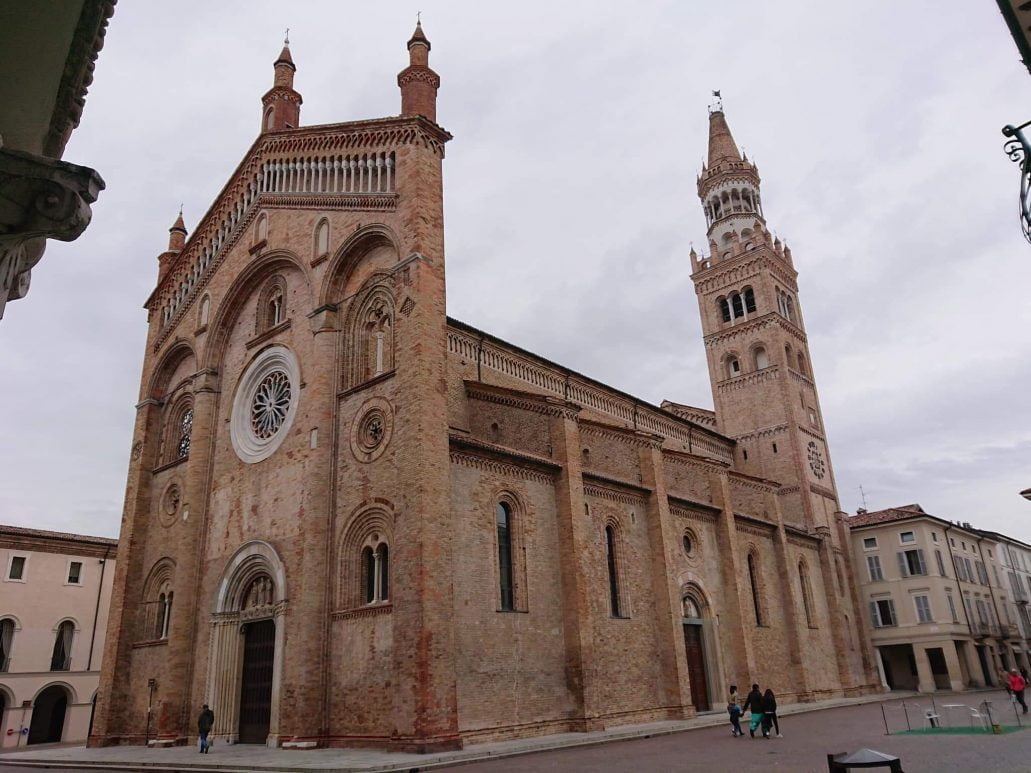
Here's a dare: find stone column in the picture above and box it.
[939,640,966,692]
[873,647,889,688]
[638,440,693,718]
[549,408,600,729]
[913,646,937,693]
[206,615,243,744]
[275,306,338,744]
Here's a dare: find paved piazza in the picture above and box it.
[0,690,1027,772]
[440,690,1031,773]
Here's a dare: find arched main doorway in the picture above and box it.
[28,685,68,744]
[209,542,286,746]
[682,595,711,711]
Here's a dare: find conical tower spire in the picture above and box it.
[707,109,741,166]
[168,207,187,251]
[261,32,302,133]
[398,18,441,123]
[697,99,763,241]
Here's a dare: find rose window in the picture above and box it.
[230,345,300,464]
[251,371,291,439]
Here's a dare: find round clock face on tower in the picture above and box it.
[807,440,826,480]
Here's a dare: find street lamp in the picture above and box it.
[1002,121,1031,245]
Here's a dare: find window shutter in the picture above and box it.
[916,550,927,576]
[887,599,897,626]
[870,600,880,627]
[897,552,908,578]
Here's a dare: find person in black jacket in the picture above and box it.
[740,684,764,738]
[197,704,215,753]
[761,688,781,738]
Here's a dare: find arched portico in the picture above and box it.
[207,541,287,747]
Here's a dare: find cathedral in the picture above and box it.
[90,25,879,751]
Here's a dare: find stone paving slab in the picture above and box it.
[0,690,940,773]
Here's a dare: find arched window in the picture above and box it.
[199,294,211,327]
[176,405,193,459]
[726,356,741,379]
[346,284,395,387]
[256,275,287,333]
[606,525,621,617]
[743,287,756,314]
[718,297,731,323]
[496,502,514,611]
[50,621,74,671]
[0,618,14,671]
[730,293,744,319]
[255,212,268,244]
[754,346,769,370]
[747,552,763,626]
[797,353,807,375]
[785,295,796,322]
[799,562,816,628]
[361,542,389,604]
[313,219,329,261]
[263,107,274,131]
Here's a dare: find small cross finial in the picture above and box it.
[417,11,421,23]
[178,203,183,216]
[284,28,290,45]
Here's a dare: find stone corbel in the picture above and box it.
[0,144,105,319]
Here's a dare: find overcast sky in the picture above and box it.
[3,1,1030,542]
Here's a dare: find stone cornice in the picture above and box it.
[464,380,580,419]
[704,314,807,349]
[716,363,781,393]
[582,471,652,503]
[732,423,788,442]
[692,249,798,293]
[734,513,777,538]
[727,471,778,493]
[449,433,559,484]
[0,527,117,559]
[668,496,721,522]
[259,192,398,211]
[662,448,731,473]
[579,419,663,449]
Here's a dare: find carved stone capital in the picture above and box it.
[0,145,105,318]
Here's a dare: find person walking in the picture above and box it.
[761,688,781,738]
[1008,669,1028,714]
[727,685,743,737]
[197,704,215,753]
[741,683,764,738]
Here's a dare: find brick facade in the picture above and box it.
[89,30,879,752]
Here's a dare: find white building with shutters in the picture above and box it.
[0,525,117,747]
[848,505,1030,693]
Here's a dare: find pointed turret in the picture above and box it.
[697,100,763,243]
[707,109,741,166]
[158,209,187,283]
[261,33,302,133]
[168,208,187,251]
[398,20,441,123]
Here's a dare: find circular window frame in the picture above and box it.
[349,397,394,464]
[159,482,182,528]
[230,345,300,464]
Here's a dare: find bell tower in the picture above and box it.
[690,99,839,532]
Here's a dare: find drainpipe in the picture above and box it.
[975,537,1007,649]
[945,525,974,635]
[87,547,111,671]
